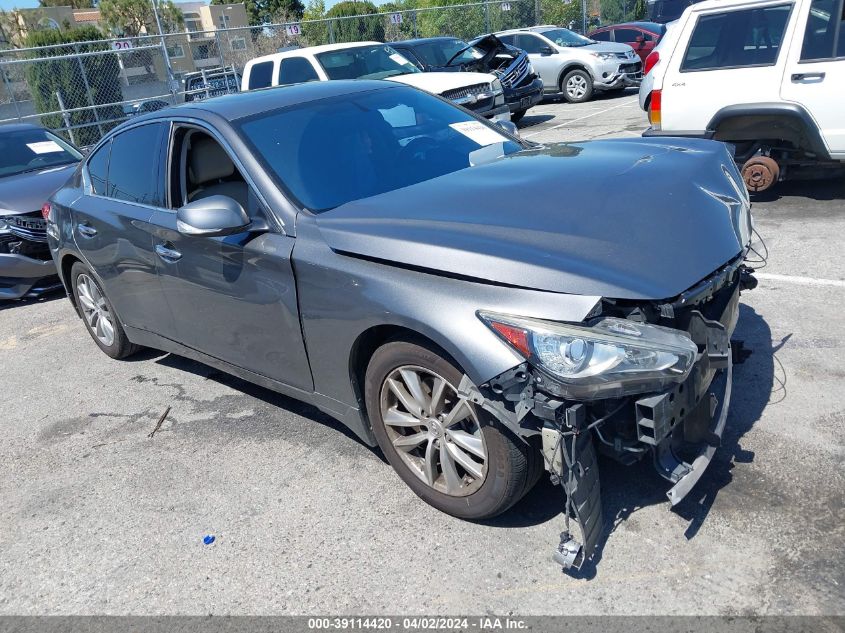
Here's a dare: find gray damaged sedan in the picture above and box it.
[47,80,757,570]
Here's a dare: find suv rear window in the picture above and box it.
[248,61,274,89]
[681,4,792,71]
[800,0,845,60]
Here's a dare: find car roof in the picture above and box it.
[495,25,560,35]
[593,21,666,32]
[247,40,382,65]
[0,122,46,134]
[134,80,402,124]
[393,36,464,46]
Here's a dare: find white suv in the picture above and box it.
[639,0,845,191]
[242,42,510,121]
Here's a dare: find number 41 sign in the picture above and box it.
[501,2,511,10]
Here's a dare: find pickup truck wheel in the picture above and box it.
[70,262,141,360]
[741,156,780,192]
[562,69,593,103]
[365,340,540,520]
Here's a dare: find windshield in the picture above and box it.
[0,128,81,178]
[238,86,522,212]
[315,45,421,80]
[540,28,594,47]
[410,38,482,67]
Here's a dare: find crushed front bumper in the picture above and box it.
[0,253,60,300]
[504,77,544,113]
[595,60,643,90]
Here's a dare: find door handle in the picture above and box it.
[76,223,97,238]
[791,72,825,82]
[155,243,182,262]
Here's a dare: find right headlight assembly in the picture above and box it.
[479,312,699,400]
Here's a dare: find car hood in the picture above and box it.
[0,163,78,215]
[386,71,495,93]
[315,138,749,301]
[579,41,635,55]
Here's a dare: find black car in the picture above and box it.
[0,124,82,300]
[392,35,544,123]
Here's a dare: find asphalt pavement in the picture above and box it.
[1,89,843,616]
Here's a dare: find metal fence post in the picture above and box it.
[55,90,77,147]
[74,43,103,138]
[0,60,22,121]
[328,19,335,44]
[534,0,541,25]
[484,1,490,33]
[412,10,418,37]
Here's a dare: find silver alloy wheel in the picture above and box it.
[566,74,588,99]
[379,365,487,497]
[76,273,115,347]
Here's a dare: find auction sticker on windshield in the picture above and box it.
[26,141,64,154]
[449,121,507,146]
[389,53,410,65]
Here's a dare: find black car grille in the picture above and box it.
[2,212,47,243]
[442,83,492,101]
[501,54,530,88]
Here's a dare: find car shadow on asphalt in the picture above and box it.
[0,287,65,312]
[751,177,845,203]
[483,303,779,580]
[152,352,380,452]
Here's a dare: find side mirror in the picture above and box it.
[634,35,645,45]
[540,46,555,56]
[177,195,251,237]
[495,119,520,137]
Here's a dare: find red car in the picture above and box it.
[588,22,667,64]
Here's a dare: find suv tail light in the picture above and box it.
[649,89,662,130]
[644,50,659,75]
[41,202,52,221]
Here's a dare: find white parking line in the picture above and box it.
[755,272,845,288]
[523,97,639,139]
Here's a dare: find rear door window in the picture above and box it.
[107,123,166,206]
[591,30,611,41]
[800,0,845,60]
[248,61,274,89]
[681,4,793,71]
[277,57,320,85]
[614,28,644,43]
[86,140,110,196]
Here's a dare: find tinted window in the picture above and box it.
[590,30,611,41]
[614,28,643,43]
[800,0,845,60]
[498,34,517,46]
[86,140,109,196]
[681,5,792,70]
[517,34,549,53]
[238,86,521,212]
[108,124,165,205]
[277,57,320,85]
[0,127,81,178]
[248,61,274,89]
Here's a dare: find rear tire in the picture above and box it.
[562,69,594,103]
[365,339,540,520]
[70,262,141,360]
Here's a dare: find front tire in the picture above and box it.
[510,108,528,124]
[365,339,540,520]
[70,262,141,359]
[562,69,594,103]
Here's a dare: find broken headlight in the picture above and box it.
[479,312,698,400]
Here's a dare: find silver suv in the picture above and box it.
[496,26,642,102]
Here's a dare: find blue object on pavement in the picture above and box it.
[203,535,215,545]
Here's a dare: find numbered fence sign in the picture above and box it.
[390,12,403,24]
[285,23,302,36]
[501,2,511,10]
[111,40,133,51]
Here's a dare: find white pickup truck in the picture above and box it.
[639,0,845,191]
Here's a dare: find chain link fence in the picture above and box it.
[0,0,613,146]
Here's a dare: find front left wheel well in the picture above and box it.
[60,253,83,311]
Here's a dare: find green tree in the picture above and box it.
[326,0,383,43]
[99,0,183,36]
[633,0,647,20]
[416,0,484,40]
[24,25,123,146]
[540,0,583,30]
[39,0,94,8]
[301,0,329,45]
[212,0,305,26]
